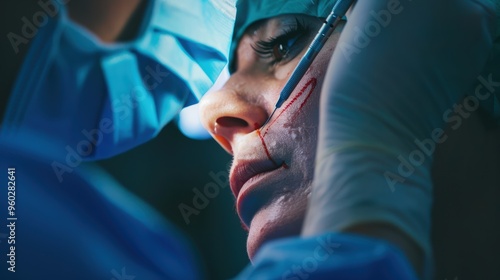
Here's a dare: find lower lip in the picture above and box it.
[236,166,286,225]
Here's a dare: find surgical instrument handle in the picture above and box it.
[274,0,354,109]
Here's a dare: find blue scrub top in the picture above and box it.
[0,1,234,278]
[0,132,202,279]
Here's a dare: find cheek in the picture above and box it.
[255,43,333,171]
[287,77,321,175]
[258,75,322,181]
[260,77,318,136]
[275,58,302,80]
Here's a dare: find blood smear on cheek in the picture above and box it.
[257,129,279,167]
[290,78,317,123]
[255,77,317,169]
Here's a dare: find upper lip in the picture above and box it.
[230,160,280,198]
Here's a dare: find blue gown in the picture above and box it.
[0,0,234,278]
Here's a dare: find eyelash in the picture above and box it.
[251,18,309,64]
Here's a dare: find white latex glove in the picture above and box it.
[303,0,499,278]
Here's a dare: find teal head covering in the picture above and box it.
[230,0,339,70]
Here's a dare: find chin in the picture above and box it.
[245,194,308,260]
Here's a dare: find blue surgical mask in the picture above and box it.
[2,0,235,160]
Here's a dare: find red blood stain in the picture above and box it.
[257,130,279,167]
[290,79,318,123]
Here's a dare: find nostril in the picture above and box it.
[216,117,249,128]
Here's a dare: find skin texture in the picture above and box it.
[200,15,343,259]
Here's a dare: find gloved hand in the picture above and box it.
[303,0,499,279]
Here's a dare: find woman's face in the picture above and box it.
[200,14,343,259]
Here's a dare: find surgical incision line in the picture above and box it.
[262,78,317,136]
[256,77,317,168]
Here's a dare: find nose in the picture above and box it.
[199,74,270,154]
